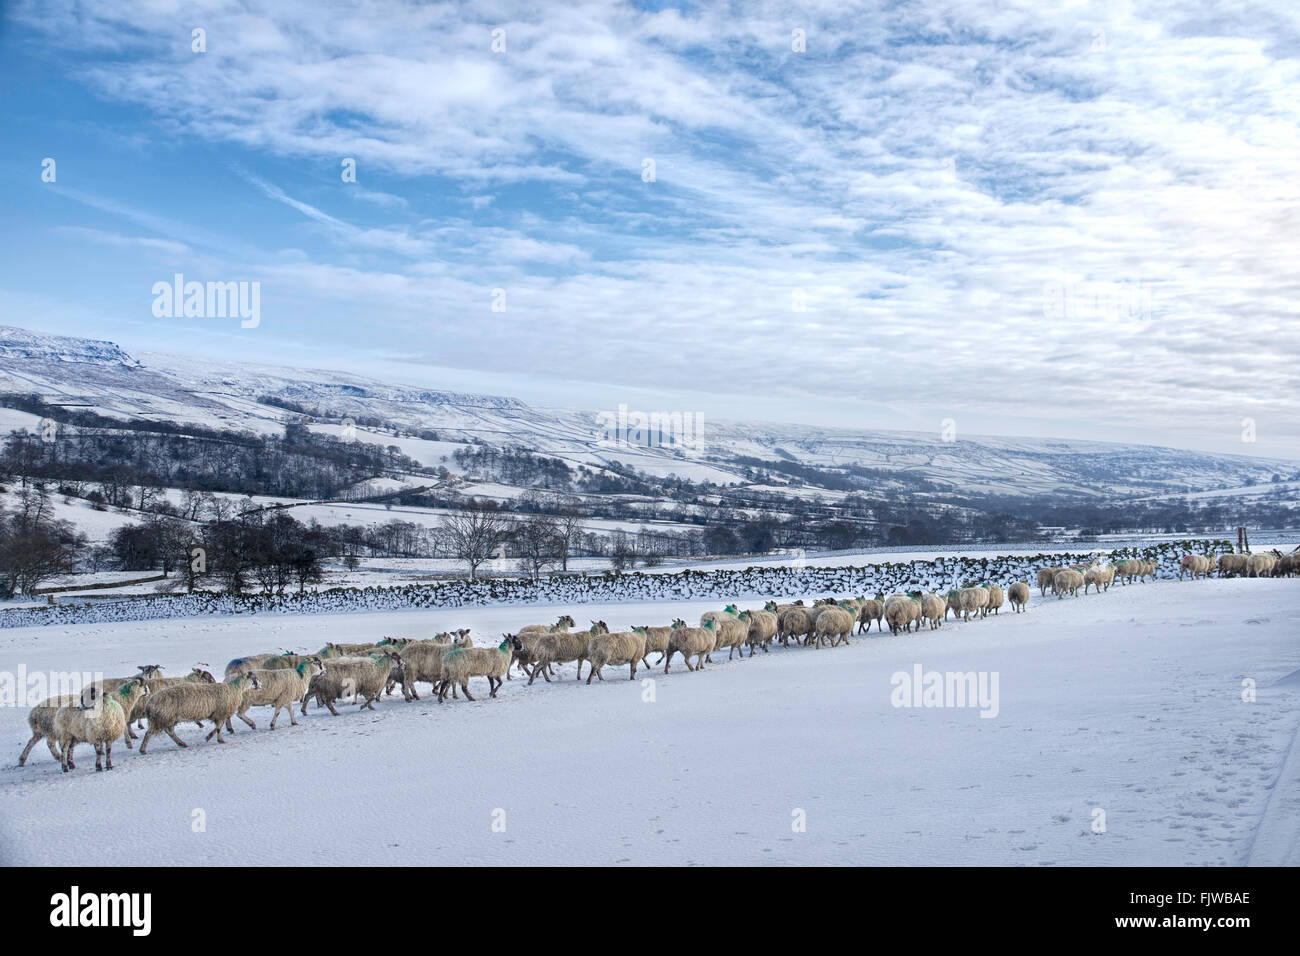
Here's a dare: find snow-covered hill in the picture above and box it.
[1,325,1296,499]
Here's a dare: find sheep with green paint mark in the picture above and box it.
[631,625,673,669]
[55,679,148,772]
[664,619,713,673]
[437,638,514,702]
[226,656,326,731]
[395,631,470,700]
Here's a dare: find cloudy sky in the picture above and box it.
[2,0,1298,458]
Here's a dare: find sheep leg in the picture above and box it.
[629,662,637,680]
[238,708,257,730]
[103,740,115,770]
[325,698,341,716]
[18,733,45,766]
[460,683,474,702]
[664,650,675,673]
[205,722,227,743]
[694,653,706,670]
[60,738,74,772]
[139,730,153,754]
[164,727,189,748]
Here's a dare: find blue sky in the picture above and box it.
[2,0,1299,459]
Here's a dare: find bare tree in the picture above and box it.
[553,503,586,572]
[513,514,562,580]
[438,501,513,579]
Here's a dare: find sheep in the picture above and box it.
[585,632,648,683]
[18,694,78,766]
[437,638,514,702]
[527,623,604,685]
[1037,567,1063,597]
[739,608,778,656]
[320,641,383,657]
[1179,554,1214,580]
[944,589,964,621]
[394,632,470,701]
[857,595,885,633]
[124,667,215,736]
[514,614,577,676]
[1008,581,1031,613]
[1246,553,1276,578]
[515,618,595,679]
[958,586,990,620]
[920,593,946,630]
[1218,553,1248,578]
[711,616,749,660]
[54,681,141,773]
[1052,568,1084,598]
[226,657,326,731]
[700,604,740,630]
[664,619,714,672]
[810,603,855,648]
[224,653,287,681]
[1083,565,1115,594]
[23,678,149,767]
[764,599,805,616]
[631,625,673,669]
[777,606,814,647]
[304,652,404,714]
[983,584,1004,615]
[379,635,436,694]
[139,673,261,752]
[884,596,921,635]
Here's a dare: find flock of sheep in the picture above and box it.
[16,549,1284,775]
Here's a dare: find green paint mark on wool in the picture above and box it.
[703,619,715,630]
[445,648,465,660]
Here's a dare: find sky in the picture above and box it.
[1,0,1298,460]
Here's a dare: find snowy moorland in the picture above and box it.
[0,576,1295,866]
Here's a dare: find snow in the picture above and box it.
[1,577,1295,865]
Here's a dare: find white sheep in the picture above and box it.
[1084,565,1115,594]
[1007,581,1031,613]
[1052,568,1084,598]
[585,632,649,683]
[437,638,514,702]
[394,632,471,700]
[54,681,142,772]
[139,673,261,752]
[810,603,855,647]
[711,616,749,660]
[226,657,326,731]
[18,694,78,766]
[664,619,714,672]
[631,625,673,669]
[305,653,404,714]
[527,624,604,685]
[920,593,946,629]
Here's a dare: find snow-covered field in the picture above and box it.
[0,577,1296,866]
